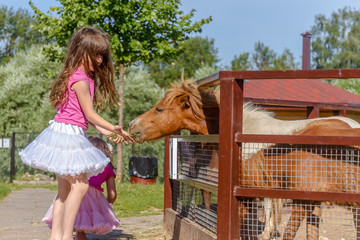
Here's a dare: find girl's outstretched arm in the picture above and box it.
[72,81,134,143]
[106,176,117,204]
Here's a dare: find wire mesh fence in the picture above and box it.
[177,141,219,185]
[241,142,360,193]
[170,135,219,233]
[239,198,360,239]
[0,135,11,181]
[0,132,104,182]
[239,142,360,239]
[169,135,360,239]
[172,181,218,233]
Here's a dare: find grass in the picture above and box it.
[112,182,164,218]
[0,181,164,218]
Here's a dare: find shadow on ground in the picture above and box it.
[86,230,134,239]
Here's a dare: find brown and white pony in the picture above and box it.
[129,80,360,239]
[129,80,359,142]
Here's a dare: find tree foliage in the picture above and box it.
[0,6,43,63]
[231,52,251,70]
[100,67,165,181]
[271,48,298,70]
[231,41,298,70]
[30,0,211,66]
[122,68,165,182]
[311,7,360,69]
[0,45,60,135]
[252,41,276,70]
[192,65,218,80]
[147,36,219,88]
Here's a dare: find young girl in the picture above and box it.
[19,27,133,240]
[43,137,120,240]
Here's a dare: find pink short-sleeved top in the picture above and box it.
[88,164,116,192]
[54,67,95,130]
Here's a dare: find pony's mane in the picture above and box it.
[164,80,275,121]
[164,80,219,120]
[243,102,275,118]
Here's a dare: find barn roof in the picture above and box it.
[244,79,360,106]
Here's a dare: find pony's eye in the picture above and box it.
[155,107,163,113]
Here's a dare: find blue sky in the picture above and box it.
[3,0,360,67]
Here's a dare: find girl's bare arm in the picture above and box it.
[73,81,134,143]
[106,176,117,204]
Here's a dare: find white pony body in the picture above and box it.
[242,103,360,134]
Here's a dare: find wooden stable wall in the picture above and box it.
[217,69,360,240]
[163,69,360,240]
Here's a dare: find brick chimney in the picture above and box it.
[301,32,312,70]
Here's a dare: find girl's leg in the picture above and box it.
[50,175,71,240]
[62,173,89,240]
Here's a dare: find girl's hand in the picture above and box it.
[107,132,125,144]
[113,125,136,144]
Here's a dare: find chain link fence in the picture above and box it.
[0,132,164,183]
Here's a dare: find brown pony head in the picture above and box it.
[128,80,219,143]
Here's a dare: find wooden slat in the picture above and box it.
[234,187,360,203]
[217,78,243,240]
[235,133,360,145]
[219,69,360,80]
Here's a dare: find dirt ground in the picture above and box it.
[87,214,166,240]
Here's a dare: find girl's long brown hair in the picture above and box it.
[50,27,118,111]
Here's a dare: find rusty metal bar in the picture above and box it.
[219,69,360,80]
[234,187,360,203]
[235,134,360,146]
[217,78,243,240]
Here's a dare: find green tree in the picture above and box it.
[330,79,360,95]
[234,41,297,70]
[231,52,251,70]
[252,41,276,70]
[192,65,217,80]
[30,0,211,181]
[271,48,298,70]
[99,67,165,181]
[0,45,60,135]
[0,6,43,63]
[147,36,219,88]
[311,7,360,69]
[123,68,165,181]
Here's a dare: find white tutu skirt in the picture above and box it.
[19,120,110,178]
[43,186,120,235]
